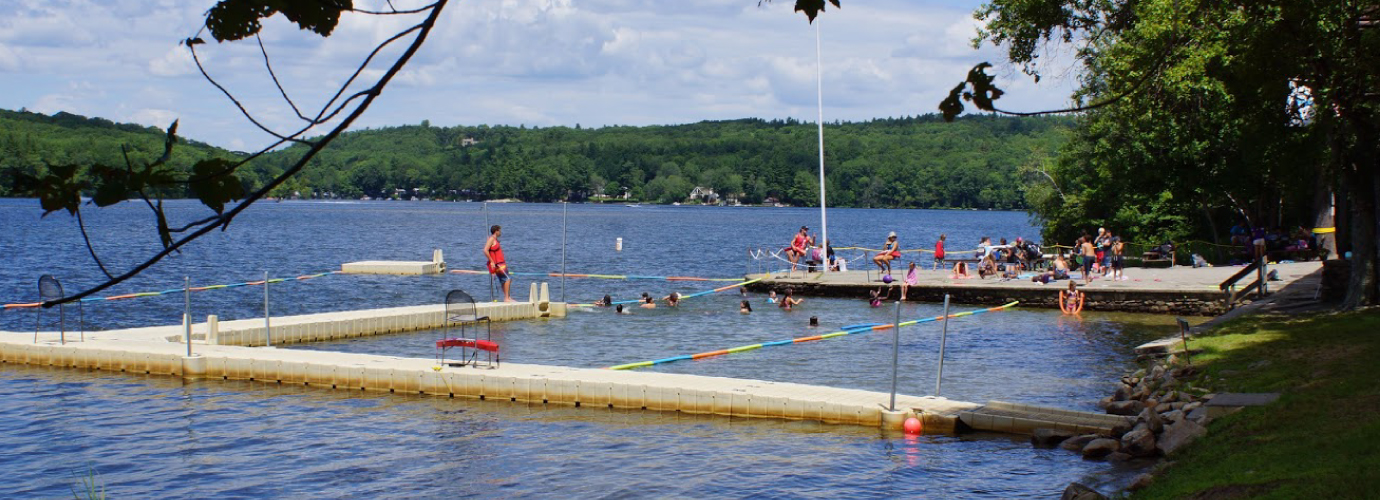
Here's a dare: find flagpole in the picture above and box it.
[815,17,829,273]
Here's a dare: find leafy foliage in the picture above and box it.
[968,0,1380,305]
[205,0,354,42]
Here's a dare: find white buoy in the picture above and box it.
[616,237,623,251]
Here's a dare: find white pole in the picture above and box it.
[936,294,951,396]
[561,202,568,302]
[184,277,192,357]
[888,297,901,411]
[815,17,829,273]
[264,270,271,347]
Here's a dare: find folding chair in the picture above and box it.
[35,275,82,345]
[436,289,498,368]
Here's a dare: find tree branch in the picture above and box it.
[41,0,451,308]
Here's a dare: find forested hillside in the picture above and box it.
[2,108,1073,209]
[0,108,235,198]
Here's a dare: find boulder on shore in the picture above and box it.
[1106,400,1144,416]
[1157,420,1207,456]
[1060,434,1099,452]
[1061,482,1108,500]
[1082,438,1122,458]
[1120,428,1159,457]
[1032,428,1077,448]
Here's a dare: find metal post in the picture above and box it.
[561,201,568,303]
[1258,257,1269,296]
[485,203,494,302]
[936,294,951,396]
[888,298,901,412]
[184,277,192,357]
[264,271,272,347]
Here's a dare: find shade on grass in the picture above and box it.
[1135,310,1380,499]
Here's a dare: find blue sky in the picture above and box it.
[0,0,1079,150]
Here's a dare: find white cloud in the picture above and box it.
[0,43,20,71]
[148,46,195,77]
[128,108,178,129]
[0,0,1080,148]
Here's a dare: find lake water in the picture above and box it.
[0,199,1175,497]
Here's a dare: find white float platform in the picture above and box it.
[341,249,446,275]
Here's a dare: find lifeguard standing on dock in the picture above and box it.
[486,225,515,302]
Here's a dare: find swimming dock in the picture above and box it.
[747,261,1323,315]
[3,282,1127,435]
[340,249,447,275]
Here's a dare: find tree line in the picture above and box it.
[1,107,1073,209]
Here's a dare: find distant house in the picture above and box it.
[689,186,718,203]
[459,137,478,147]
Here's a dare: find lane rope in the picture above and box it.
[607,301,1019,370]
[3,272,335,310]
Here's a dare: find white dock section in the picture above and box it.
[341,249,446,275]
[0,334,980,431]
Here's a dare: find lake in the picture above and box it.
[1,199,1172,497]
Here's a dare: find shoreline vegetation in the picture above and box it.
[1074,308,1380,498]
[0,107,1072,210]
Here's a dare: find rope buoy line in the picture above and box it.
[568,276,765,307]
[606,301,1019,370]
[2,272,335,310]
[449,269,743,282]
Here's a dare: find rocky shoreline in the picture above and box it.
[1050,353,1216,499]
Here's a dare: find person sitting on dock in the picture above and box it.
[1052,254,1071,280]
[785,226,809,275]
[900,261,919,300]
[779,287,803,310]
[873,231,901,277]
[950,260,973,279]
[977,253,998,279]
[485,224,515,302]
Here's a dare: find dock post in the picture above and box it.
[183,277,192,357]
[561,202,568,303]
[264,270,272,347]
[888,299,901,411]
[936,294,950,396]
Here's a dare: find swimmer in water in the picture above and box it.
[740,300,752,314]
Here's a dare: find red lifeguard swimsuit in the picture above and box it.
[487,239,507,274]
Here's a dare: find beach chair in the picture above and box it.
[35,275,82,345]
[436,289,498,368]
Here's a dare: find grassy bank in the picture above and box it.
[1134,309,1380,498]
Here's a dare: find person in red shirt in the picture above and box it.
[933,233,946,270]
[785,226,809,275]
[485,225,514,302]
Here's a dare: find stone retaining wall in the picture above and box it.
[746,282,1225,316]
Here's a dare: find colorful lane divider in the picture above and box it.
[570,276,765,307]
[3,272,336,310]
[606,301,1019,370]
[449,270,742,282]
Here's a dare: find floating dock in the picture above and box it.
[3,282,1122,434]
[748,261,1323,315]
[341,249,446,275]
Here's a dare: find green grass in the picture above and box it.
[1134,309,1380,499]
